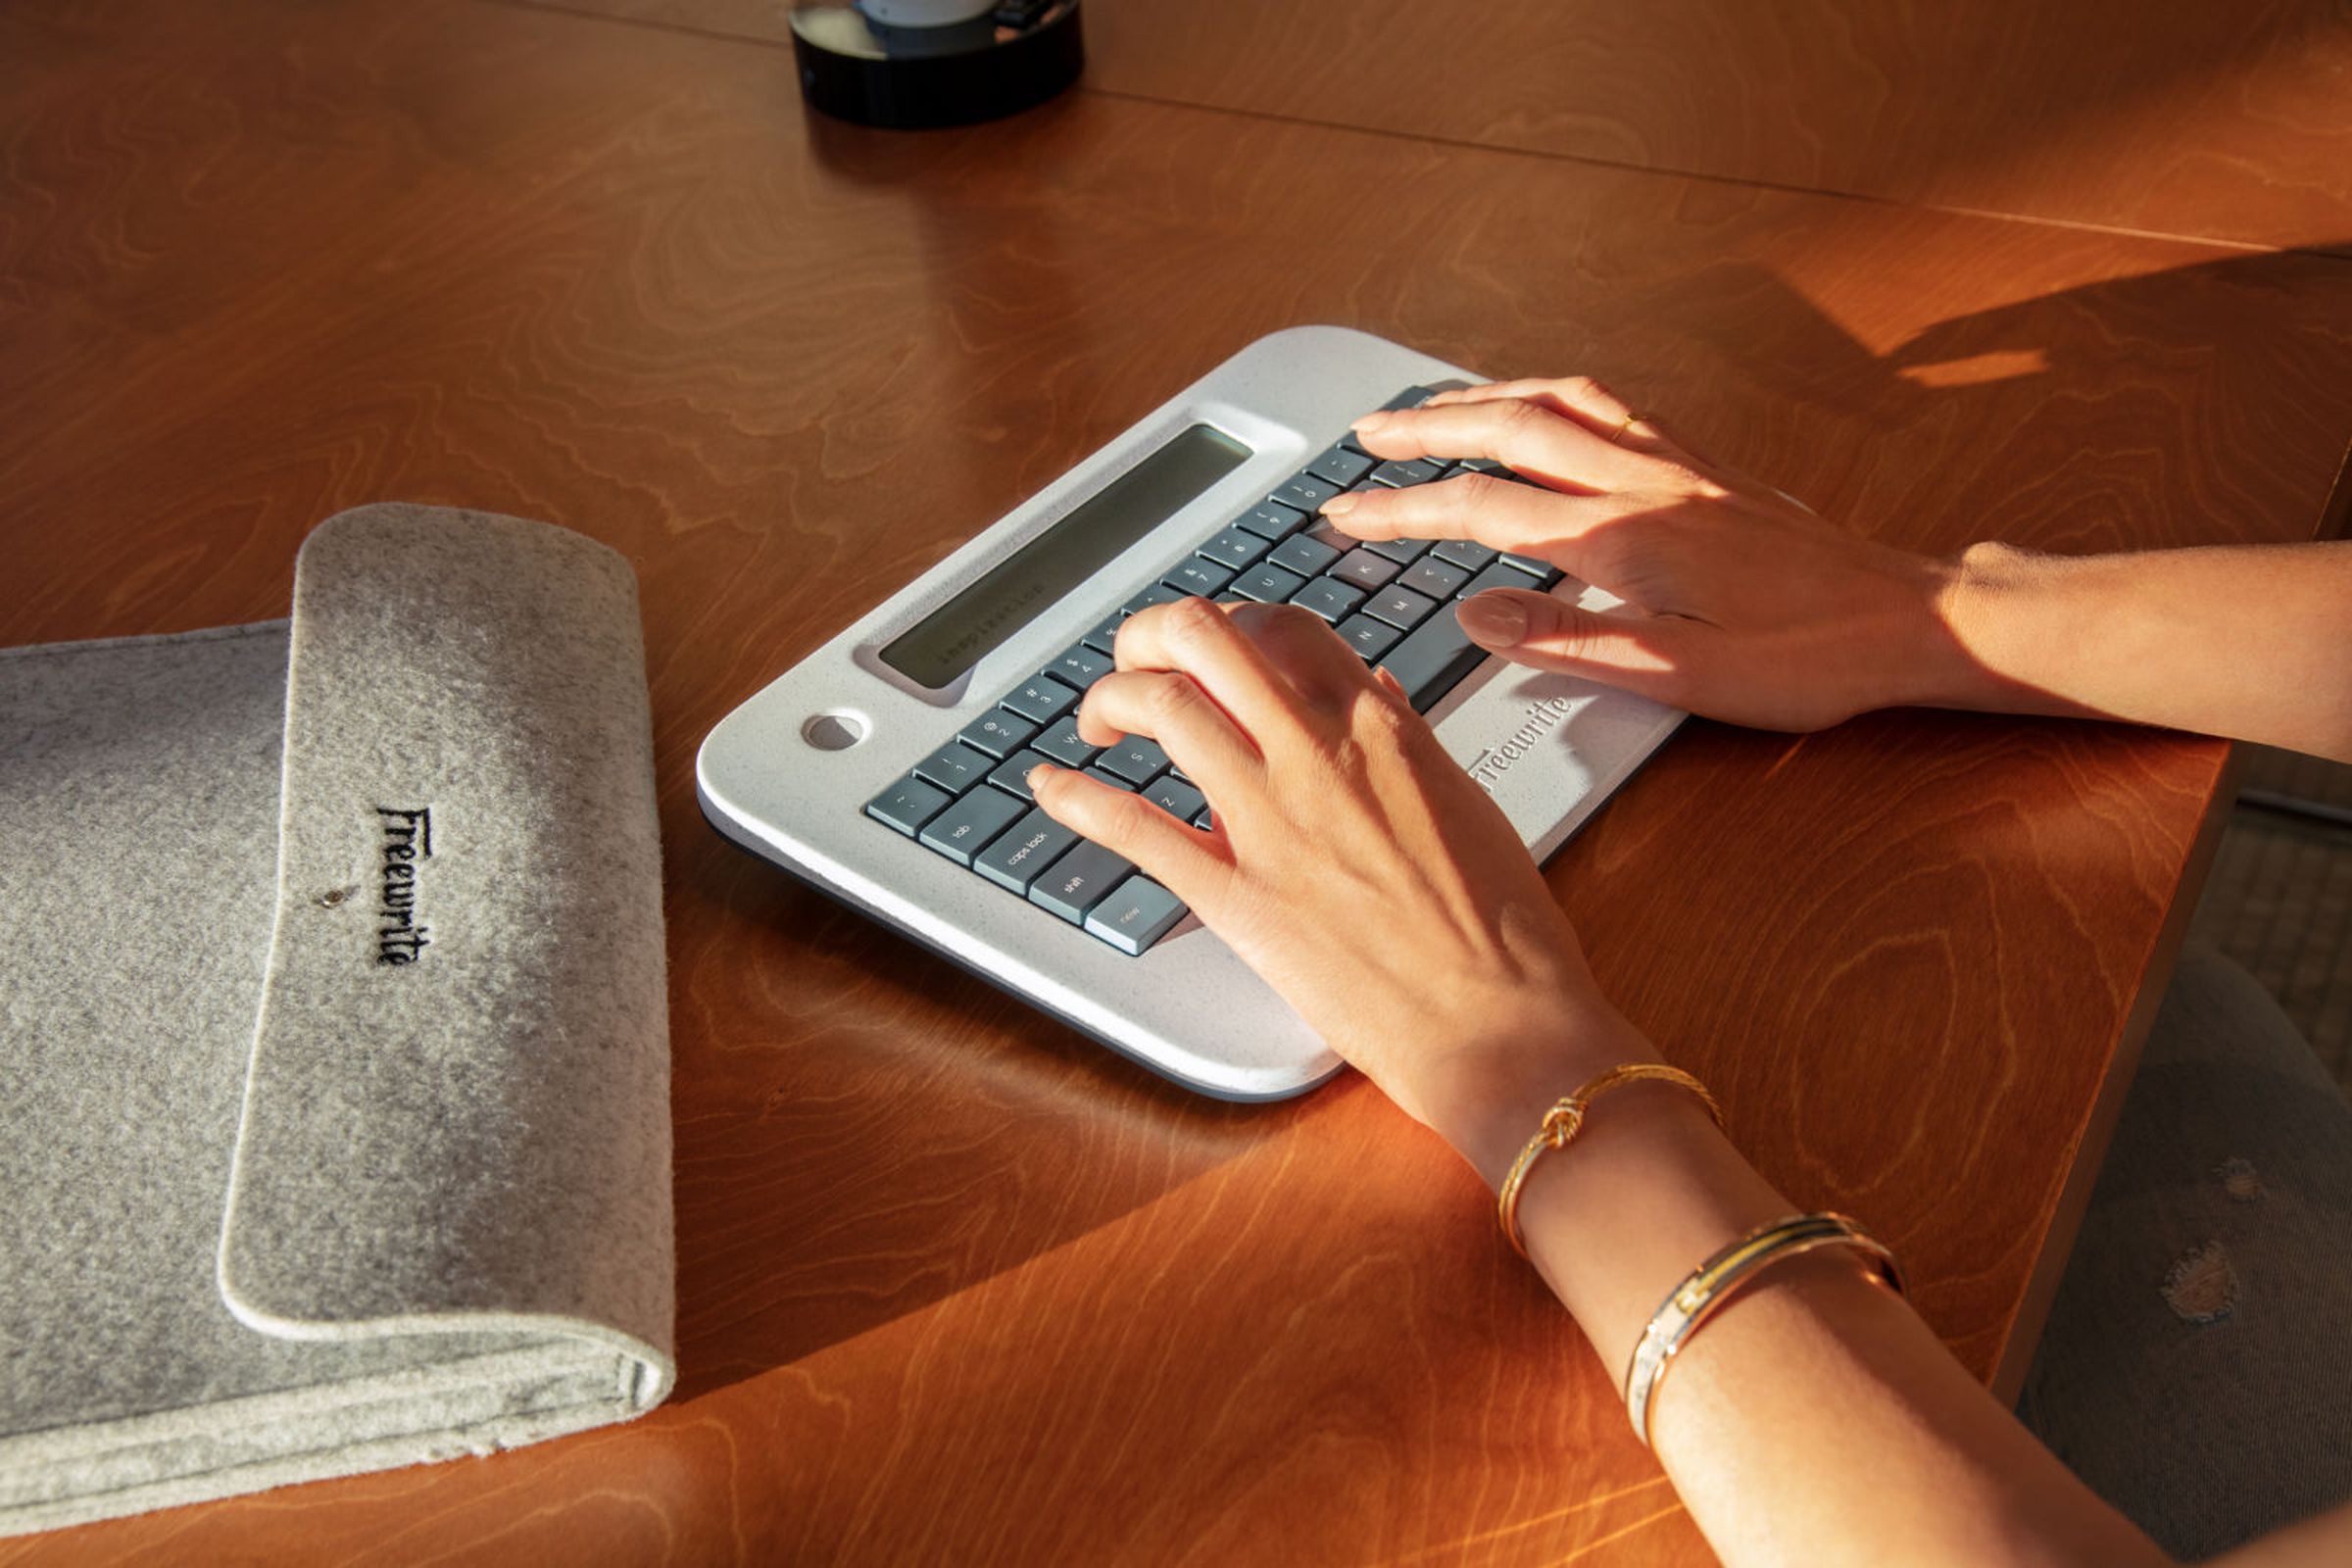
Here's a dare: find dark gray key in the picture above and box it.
[1002,673,1078,725]
[1330,548,1399,591]
[1085,876,1189,956]
[956,710,1039,759]
[1379,384,1438,412]
[1033,715,1100,767]
[1027,839,1134,924]
[1377,604,1489,713]
[1193,804,1214,830]
[1306,445,1376,488]
[1289,576,1366,623]
[1080,610,1126,654]
[1144,774,1205,823]
[1125,581,1188,615]
[1397,555,1470,600]
[865,774,952,837]
[1197,526,1268,570]
[912,741,994,795]
[1371,458,1445,488]
[1458,559,1558,602]
[973,807,1082,895]
[1334,614,1401,662]
[1230,562,1306,603]
[916,784,1025,865]
[1235,500,1307,540]
[1097,734,1169,785]
[1164,557,1235,598]
[1272,472,1342,513]
[1048,642,1113,689]
[1363,583,1437,630]
[1455,456,1507,475]
[1432,538,1498,571]
[1305,518,1359,552]
[1083,765,1136,792]
[1499,552,1564,586]
[1363,534,1429,565]
[987,748,1052,802]
[1268,532,1341,577]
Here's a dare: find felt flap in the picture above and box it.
[217,505,672,1399]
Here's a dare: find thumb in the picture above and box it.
[1455,587,1691,697]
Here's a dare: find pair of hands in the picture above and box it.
[1030,377,1965,1174]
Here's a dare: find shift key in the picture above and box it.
[1083,875,1189,956]
[1028,839,1135,923]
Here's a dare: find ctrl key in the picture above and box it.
[1083,874,1189,956]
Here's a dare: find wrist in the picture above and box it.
[1413,1004,1659,1191]
[1925,541,2080,715]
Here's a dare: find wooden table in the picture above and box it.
[5,1,2348,1561]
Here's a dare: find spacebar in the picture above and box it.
[1377,608,1493,713]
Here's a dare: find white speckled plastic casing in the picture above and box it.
[697,325,1683,1100]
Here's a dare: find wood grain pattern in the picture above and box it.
[5,0,2352,1562]
[535,0,2352,251]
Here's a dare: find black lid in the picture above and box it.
[791,3,1085,130]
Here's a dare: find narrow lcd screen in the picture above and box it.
[880,423,1252,689]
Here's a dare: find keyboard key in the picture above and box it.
[1305,518,1359,553]
[1193,804,1214,830]
[1379,384,1438,412]
[1083,764,1137,792]
[1268,532,1341,577]
[1047,642,1113,689]
[1272,472,1343,513]
[1085,876,1189,956]
[1235,500,1308,540]
[1396,556,1470,600]
[1144,774,1206,823]
[973,807,1083,895]
[1231,562,1306,603]
[1378,607,1489,714]
[1125,581,1188,616]
[1027,839,1135,923]
[1033,715,1100,767]
[1371,458,1446,488]
[1454,456,1507,475]
[956,710,1039,759]
[987,748,1052,802]
[865,774,953,837]
[1002,673,1079,724]
[1197,526,1269,570]
[916,785,1026,866]
[1363,584,1438,630]
[1330,548,1399,591]
[1306,445,1376,488]
[1164,557,1235,598]
[1363,534,1430,565]
[1097,734,1169,785]
[1080,610,1126,655]
[1289,576,1367,623]
[912,742,994,795]
[1334,614,1401,662]
[1499,551,1564,586]
[1432,538,1498,571]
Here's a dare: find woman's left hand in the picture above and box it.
[1028,597,1644,1181]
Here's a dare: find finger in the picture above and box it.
[1029,763,1229,912]
[1112,596,1319,753]
[1321,472,1621,572]
[1075,667,1265,806]
[1223,600,1376,710]
[1421,376,1690,461]
[1453,586,1697,705]
[1349,397,1672,495]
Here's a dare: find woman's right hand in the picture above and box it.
[1324,377,1990,733]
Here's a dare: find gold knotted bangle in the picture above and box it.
[1495,1063,1726,1258]
[1623,1212,1905,1448]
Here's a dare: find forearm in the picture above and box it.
[1454,1030,2171,1568]
[1936,540,2352,761]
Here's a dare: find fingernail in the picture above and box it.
[1320,492,1358,516]
[1457,594,1526,646]
[1026,764,1053,791]
[1350,412,1392,434]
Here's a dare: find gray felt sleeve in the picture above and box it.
[0,505,673,1538]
